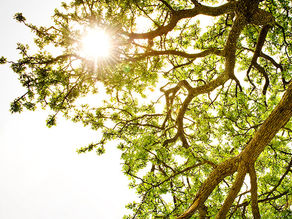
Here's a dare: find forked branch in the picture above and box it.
[177,82,292,218]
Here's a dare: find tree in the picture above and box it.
[2,0,291,218]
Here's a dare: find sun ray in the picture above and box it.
[80,27,111,60]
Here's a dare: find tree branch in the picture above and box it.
[249,163,261,219]
[246,25,272,79]
[127,48,224,61]
[177,82,292,218]
[241,81,292,163]
[125,2,235,39]
[158,0,175,12]
[215,163,247,219]
[177,156,240,219]
[265,157,292,198]
[253,62,270,95]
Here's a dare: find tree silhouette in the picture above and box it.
[2,0,291,218]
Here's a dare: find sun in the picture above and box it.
[80,28,111,60]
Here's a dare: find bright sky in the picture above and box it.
[0,1,136,219]
[0,1,235,218]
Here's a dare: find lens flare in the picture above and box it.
[80,28,111,59]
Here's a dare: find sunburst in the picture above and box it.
[80,27,111,60]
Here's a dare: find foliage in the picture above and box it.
[2,0,292,218]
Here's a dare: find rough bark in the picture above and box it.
[177,82,292,218]
[249,164,261,219]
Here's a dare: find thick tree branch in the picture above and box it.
[161,12,247,153]
[177,82,292,218]
[177,156,240,219]
[215,164,247,219]
[249,164,261,219]
[241,81,292,163]
[223,15,247,78]
[246,25,272,77]
[249,8,275,26]
[126,2,235,39]
[11,1,290,218]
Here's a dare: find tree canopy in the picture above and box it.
[2,0,291,218]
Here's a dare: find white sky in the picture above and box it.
[0,1,241,218]
[0,1,136,219]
